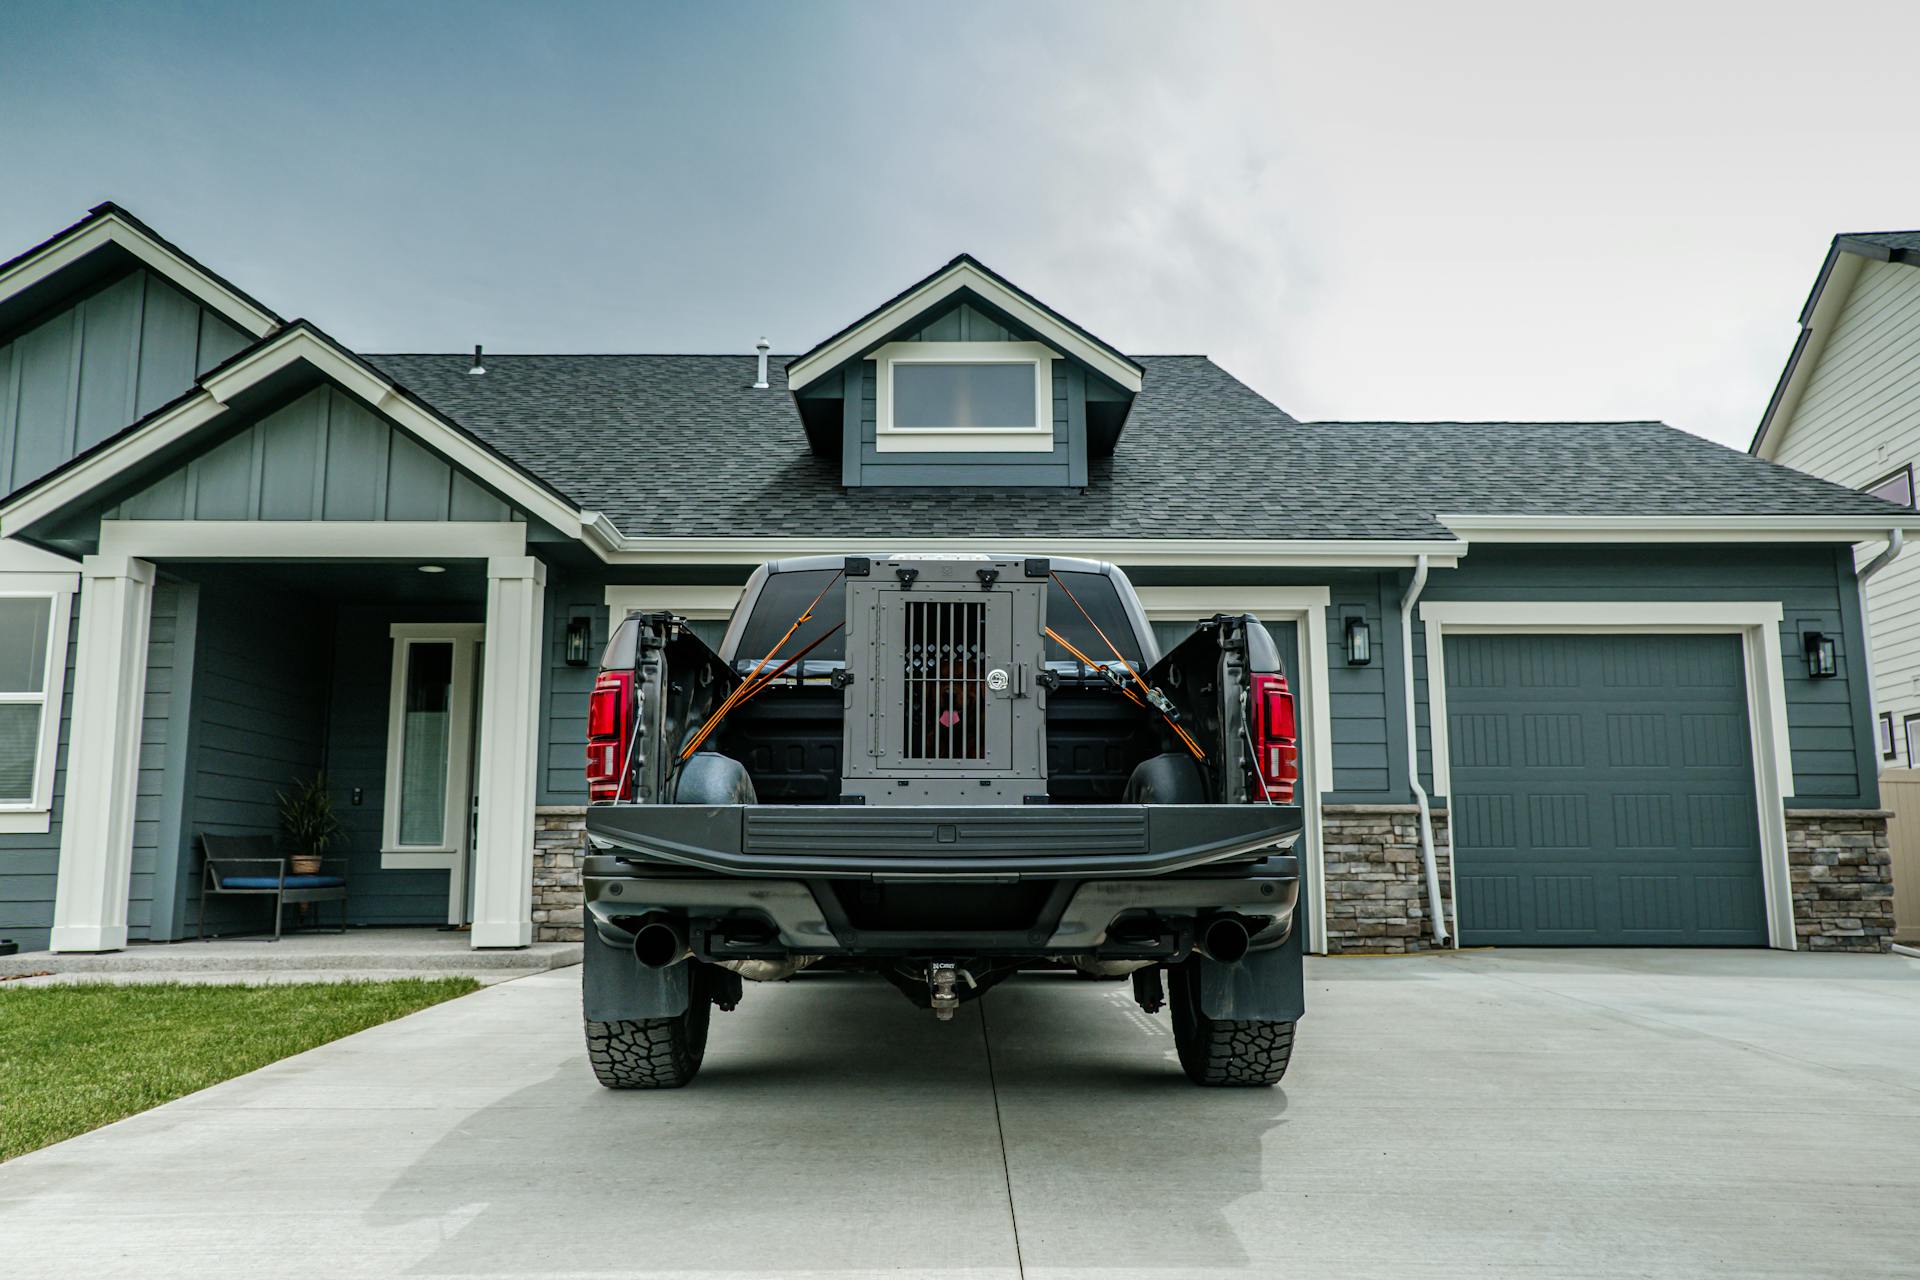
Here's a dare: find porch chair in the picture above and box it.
[197,833,349,941]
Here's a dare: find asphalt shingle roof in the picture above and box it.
[369,352,1908,542]
[1842,231,1920,256]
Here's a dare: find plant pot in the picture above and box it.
[290,854,323,876]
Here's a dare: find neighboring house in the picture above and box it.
[1752,232,1920,765]
[0,205,1912,958]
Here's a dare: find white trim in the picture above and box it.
[381,624,485,927]
[469,556,547,948]
[1436,513,1920,542]
[0,539,79,573]
[786,260,1144,395]
[0,575,77,823]
[604,584,743,620]
[593,534,1466,569]
[97,520,527,562]
[1417,599,1798,951]
[1135,585,1334,954]
[49,555,155,952]
[1753,249,1868,462]
[0,210,279,339]
[0,328,583,544]
[873,341,1056,454]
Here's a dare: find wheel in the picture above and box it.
[584,964,713,1089]
[1167,959,1295,1086]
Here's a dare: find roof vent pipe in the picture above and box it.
[753,337,770,390]
[468,344,485,376]
[1400,554,1451,946]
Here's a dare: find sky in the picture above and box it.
[2,0,1917,451]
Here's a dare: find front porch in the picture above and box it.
[45,521,552,953]
[0,925,581,985]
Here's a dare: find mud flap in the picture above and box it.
[582,926,690,1020]
[1196,915,1304,1023]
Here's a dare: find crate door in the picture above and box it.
[874,591,1016,772]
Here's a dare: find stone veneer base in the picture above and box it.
[533,805,588,943]
[1784,808,1893,953]
[1320,804,1454,955]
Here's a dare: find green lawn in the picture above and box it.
[0,977,479,1161]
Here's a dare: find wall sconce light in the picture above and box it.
[1804,631,1837,679]
[565,615,595,667]
[1345,617,1373,666]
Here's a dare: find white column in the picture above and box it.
[470,555,547,948]
[50,555,156,952]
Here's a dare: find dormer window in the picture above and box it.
[874,341,1055,453]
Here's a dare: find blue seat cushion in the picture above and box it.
[218,875,346,889]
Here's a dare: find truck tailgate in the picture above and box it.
[585,803,1303,878]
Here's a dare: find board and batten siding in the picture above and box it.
[839,302,1090,488]
[108,384,513,523]
[1765,258,1920,759]
[0,268,249,499]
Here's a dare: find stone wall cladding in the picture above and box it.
[1321,805,1454,954]
[1785,809,1893,953]
[533,805,587,943]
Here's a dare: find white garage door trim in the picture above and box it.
[1419,600,1796,951]
[1136,586,1333,955]
[605,584,743,621]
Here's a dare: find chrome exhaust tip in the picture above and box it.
[1197,915,1251,965]
[632,912,691,969]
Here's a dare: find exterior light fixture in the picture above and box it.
[565,615,595,667]
[1804,631,1836,678]
[1345,617,1372,666]
[417,564,446,574]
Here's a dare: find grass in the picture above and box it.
[0,977,479,1161]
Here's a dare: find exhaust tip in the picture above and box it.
[632,914,689,969]
[1200,915,1251,965]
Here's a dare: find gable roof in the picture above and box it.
[783,254,1145,395]
[0,320,586,546]
[372,352,1912,549]
[1751,229,1920,457]
[0,203,283,340]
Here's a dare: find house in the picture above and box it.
[0,204,1911,957]
[1750,229,1920,942]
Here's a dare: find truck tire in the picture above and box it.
[584,966,713,1089]
[1168,959,1295,1086]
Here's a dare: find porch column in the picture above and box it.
[470,555,548,948]
[50,555,156,952]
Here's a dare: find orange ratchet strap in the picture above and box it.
[679,569,843,761]
[1048,573,1207,762]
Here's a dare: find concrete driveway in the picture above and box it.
[4,950,1919,1280]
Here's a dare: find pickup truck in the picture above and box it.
[580,554,1304,1088]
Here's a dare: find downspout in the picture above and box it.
[1860,528,1904,586]
[1400,555,1450,945]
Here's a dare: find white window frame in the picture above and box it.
[872,341,1056,454]
[0,568,78,835]
[1417,600,1798,951]
[382,623,484,864]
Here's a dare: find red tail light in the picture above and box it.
[585,670,635,803]
[1250,672,1298,804]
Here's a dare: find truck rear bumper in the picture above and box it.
[582,854,1300,957]
[584,802,1303,879]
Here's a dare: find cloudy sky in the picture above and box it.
[3,0,1916,449]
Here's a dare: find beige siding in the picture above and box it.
[1881,768,1920,940]
[1771,260,1920,757]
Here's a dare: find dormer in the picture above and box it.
[786,255,1143,488]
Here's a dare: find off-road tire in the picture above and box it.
[1167,959,1295,1086]
[585,966,713,1089]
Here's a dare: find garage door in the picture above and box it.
[1447,633,1767,946]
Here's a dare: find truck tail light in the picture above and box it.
[1250,672,1298,804]
[585,669,635,803]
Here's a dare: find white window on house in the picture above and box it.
[1905,714,1920,770]
[1883,712,1899,761]
[383,624,483,858]
[1864,465,1915,509]
[873,341,1056,454]
[0,578,75,834]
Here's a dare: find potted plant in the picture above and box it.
[277,775,343,876]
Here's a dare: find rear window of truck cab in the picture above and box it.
[729,568,1145,669]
